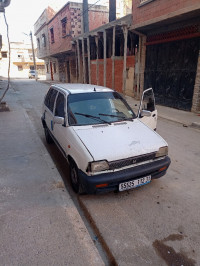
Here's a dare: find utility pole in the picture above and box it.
[83,0,89,33]
[109,0,116,22]
[30,31,37,81]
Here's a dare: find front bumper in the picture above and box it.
[78,156,171,194]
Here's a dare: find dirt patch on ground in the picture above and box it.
[153,234,196,266]
[52,181,65,189]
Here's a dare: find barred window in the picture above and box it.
[50,28,54,43]
[42,34,46,47]
[37,38,40,49]
[61,17,67,37]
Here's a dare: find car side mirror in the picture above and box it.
[54,116,65,125]
[141,110,151,117]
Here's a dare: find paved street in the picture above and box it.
[1,79,200,265]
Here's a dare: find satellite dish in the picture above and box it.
[0,0,11,12]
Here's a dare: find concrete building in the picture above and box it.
[0,42,44,78]
[73,14,139,97]
[34,0,200,113]
[132,0,200,112]
[34,2,109,82]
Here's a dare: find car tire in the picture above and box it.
[70,161,85,194]
[44,127,53,144]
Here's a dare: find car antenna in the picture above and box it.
[94,87,96,92]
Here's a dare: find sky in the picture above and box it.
[0,0,106,45]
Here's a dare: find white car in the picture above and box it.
[41,84,170,194]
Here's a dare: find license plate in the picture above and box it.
[119,175,151,192]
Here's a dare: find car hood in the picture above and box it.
[73,119,167,161]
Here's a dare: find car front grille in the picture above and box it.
[109,152,156,170]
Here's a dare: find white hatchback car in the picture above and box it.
[42,84,170,194]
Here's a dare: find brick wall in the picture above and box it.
[48,4,73,56]
[90,56,135,92]
[133,0,200,27]
[48,3,108,57]
[88,10,108,31]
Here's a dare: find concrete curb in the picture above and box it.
[191,122,200,129]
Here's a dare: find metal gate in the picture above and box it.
[144,37,200,111]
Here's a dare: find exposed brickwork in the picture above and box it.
[133,0,200,27]
[48,4,73,56]
[70,7,82,38]
[91,62,97,85]
[91,56,135,92]
[35,3,108,59]
[88,10,108,31]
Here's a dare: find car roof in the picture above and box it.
[52,83,114,94]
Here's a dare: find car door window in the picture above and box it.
[45,88,57,112]
[141,90,155,112]
[55,92,65,118]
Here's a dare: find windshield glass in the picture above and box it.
[67,92,136,126]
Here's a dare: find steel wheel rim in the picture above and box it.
[71,167,78,185]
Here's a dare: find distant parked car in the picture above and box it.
[41,84,170,194]
[28,70,38,79]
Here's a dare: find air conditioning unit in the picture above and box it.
[0,0,11,12]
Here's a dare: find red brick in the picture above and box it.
[133,0,200,26]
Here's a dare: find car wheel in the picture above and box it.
[70,161,85,194]
[44,127,53,144]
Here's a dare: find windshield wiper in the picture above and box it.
[99,113,134,122]
[74,112,111,125]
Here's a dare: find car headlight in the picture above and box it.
[155,146,168,158]
[89,160,109,173]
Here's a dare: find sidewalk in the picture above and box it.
[125,95,200,129]
[0,80,104,265]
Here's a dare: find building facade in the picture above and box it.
[0,42,44,78]
[73,14,139,97]
[34,0,200,113]
[34,1,109,82]
[132,0,200,112]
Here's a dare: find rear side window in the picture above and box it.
[44,88,58,112]
[55,92,65,117]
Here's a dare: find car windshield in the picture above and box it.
[68,92,136,126]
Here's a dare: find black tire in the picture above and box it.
[44,127,53,144]
[70,161,85,194]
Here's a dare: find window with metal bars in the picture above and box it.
[61,17,67,37]
[50,28,54,43]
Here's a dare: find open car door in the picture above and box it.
[137,88,157,130]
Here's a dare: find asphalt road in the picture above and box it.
[10,79,200,266]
